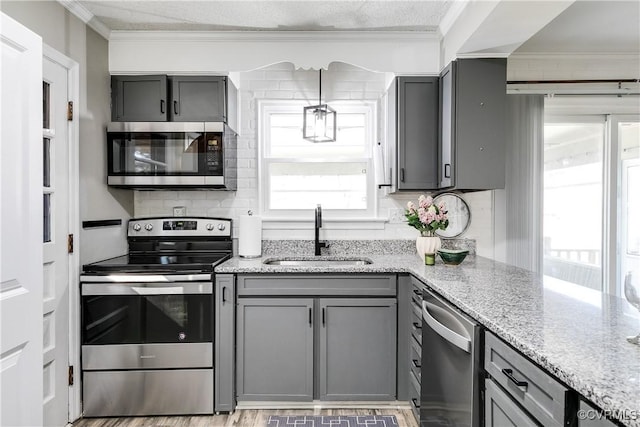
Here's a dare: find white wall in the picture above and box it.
[134,63,496,257]
[0,1,134,264]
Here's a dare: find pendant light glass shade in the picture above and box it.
[303,70,336,143]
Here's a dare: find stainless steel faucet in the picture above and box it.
[314,204,327,256]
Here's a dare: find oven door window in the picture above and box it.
[108,132,204,175]
[82,294,212,345]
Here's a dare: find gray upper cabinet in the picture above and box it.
[111,75,238,130]
[396,76,439,191]
[236,298,314,402]
[440,58,507,190]
[319,298,397,401]
[111,75,168,122]
[169,76,226,122]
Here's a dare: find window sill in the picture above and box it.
[261,217,388,230]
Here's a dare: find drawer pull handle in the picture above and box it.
[502,368,528,390]
[411,398,420,409]
[413,289,422,297]
[411,359,421,369]
[412,322,422,330]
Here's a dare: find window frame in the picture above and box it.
[258,100,379,221]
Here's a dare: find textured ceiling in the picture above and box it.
[516,0,640,53]
[77,0,454,32]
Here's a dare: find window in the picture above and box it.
[259,101,376,218]
[543,113,640,297]
[543,120,605,292]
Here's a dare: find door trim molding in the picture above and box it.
[43,44,81,423]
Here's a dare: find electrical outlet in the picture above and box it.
[173,206,186,217]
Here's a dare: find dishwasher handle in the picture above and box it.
[422,300,472,354]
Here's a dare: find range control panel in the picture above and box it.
[128,217,232,238]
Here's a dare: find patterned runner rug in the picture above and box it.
[266,415,398,427]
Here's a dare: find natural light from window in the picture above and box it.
[260,102,375,216]
[543,121,604,292]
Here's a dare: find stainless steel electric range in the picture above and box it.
[80,217,232,417]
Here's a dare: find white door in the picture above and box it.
[0,12,44,427]
[42,55,71,427]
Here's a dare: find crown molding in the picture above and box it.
[509,52,640,60]
[109,30,439,43]
[56,0,111,40]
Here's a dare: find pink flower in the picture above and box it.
[407,201,416,213]
[438,201,446,212]
[418,195,427,209]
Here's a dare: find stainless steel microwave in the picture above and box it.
[107,122,237,190]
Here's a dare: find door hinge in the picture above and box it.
[68,365,74,386]
[67,234,74,254]
[67,101,73,121]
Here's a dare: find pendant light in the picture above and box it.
[303,69,337,143]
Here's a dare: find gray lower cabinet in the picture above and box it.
[236,298,314,401]
[215,274,236,412]
[235,296,397,402]
[319,298,397,400]
[485,379,537,427]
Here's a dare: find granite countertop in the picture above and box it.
[216,251,640,427]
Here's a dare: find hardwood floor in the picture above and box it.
[72,408,419,427]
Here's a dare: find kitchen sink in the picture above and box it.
[262,257,373,266]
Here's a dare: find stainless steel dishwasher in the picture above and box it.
[420,287,481,427]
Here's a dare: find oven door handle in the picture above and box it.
[82,282,213,295]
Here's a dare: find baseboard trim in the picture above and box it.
[235,401,411,410]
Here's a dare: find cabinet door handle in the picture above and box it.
[160,99,165,114]
[444,163,451,178]
[222,286,226,303]
[400,168,405,182]
[502,368,528,390]
[322,308,326,326]
[413,289,422,297]
[412,322,422,330]
[411,359,422,369]
[411,398,420,409]
[173,100,179,115]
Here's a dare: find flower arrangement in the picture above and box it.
[405,195,449,237]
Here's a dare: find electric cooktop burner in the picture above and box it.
[81,216,233,276]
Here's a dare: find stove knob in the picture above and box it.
[217,223,226,231]
[133,223,142,231]
[206,223,214,231]
[144,224,153,231]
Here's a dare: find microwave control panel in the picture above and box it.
[205,134,223,173]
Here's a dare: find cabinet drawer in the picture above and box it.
[410,335,422,358]
[409,371,421,423]
[409,340,421,380]
[237,275,396,296]
[485,332,568,427]
[410,317,422,345]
